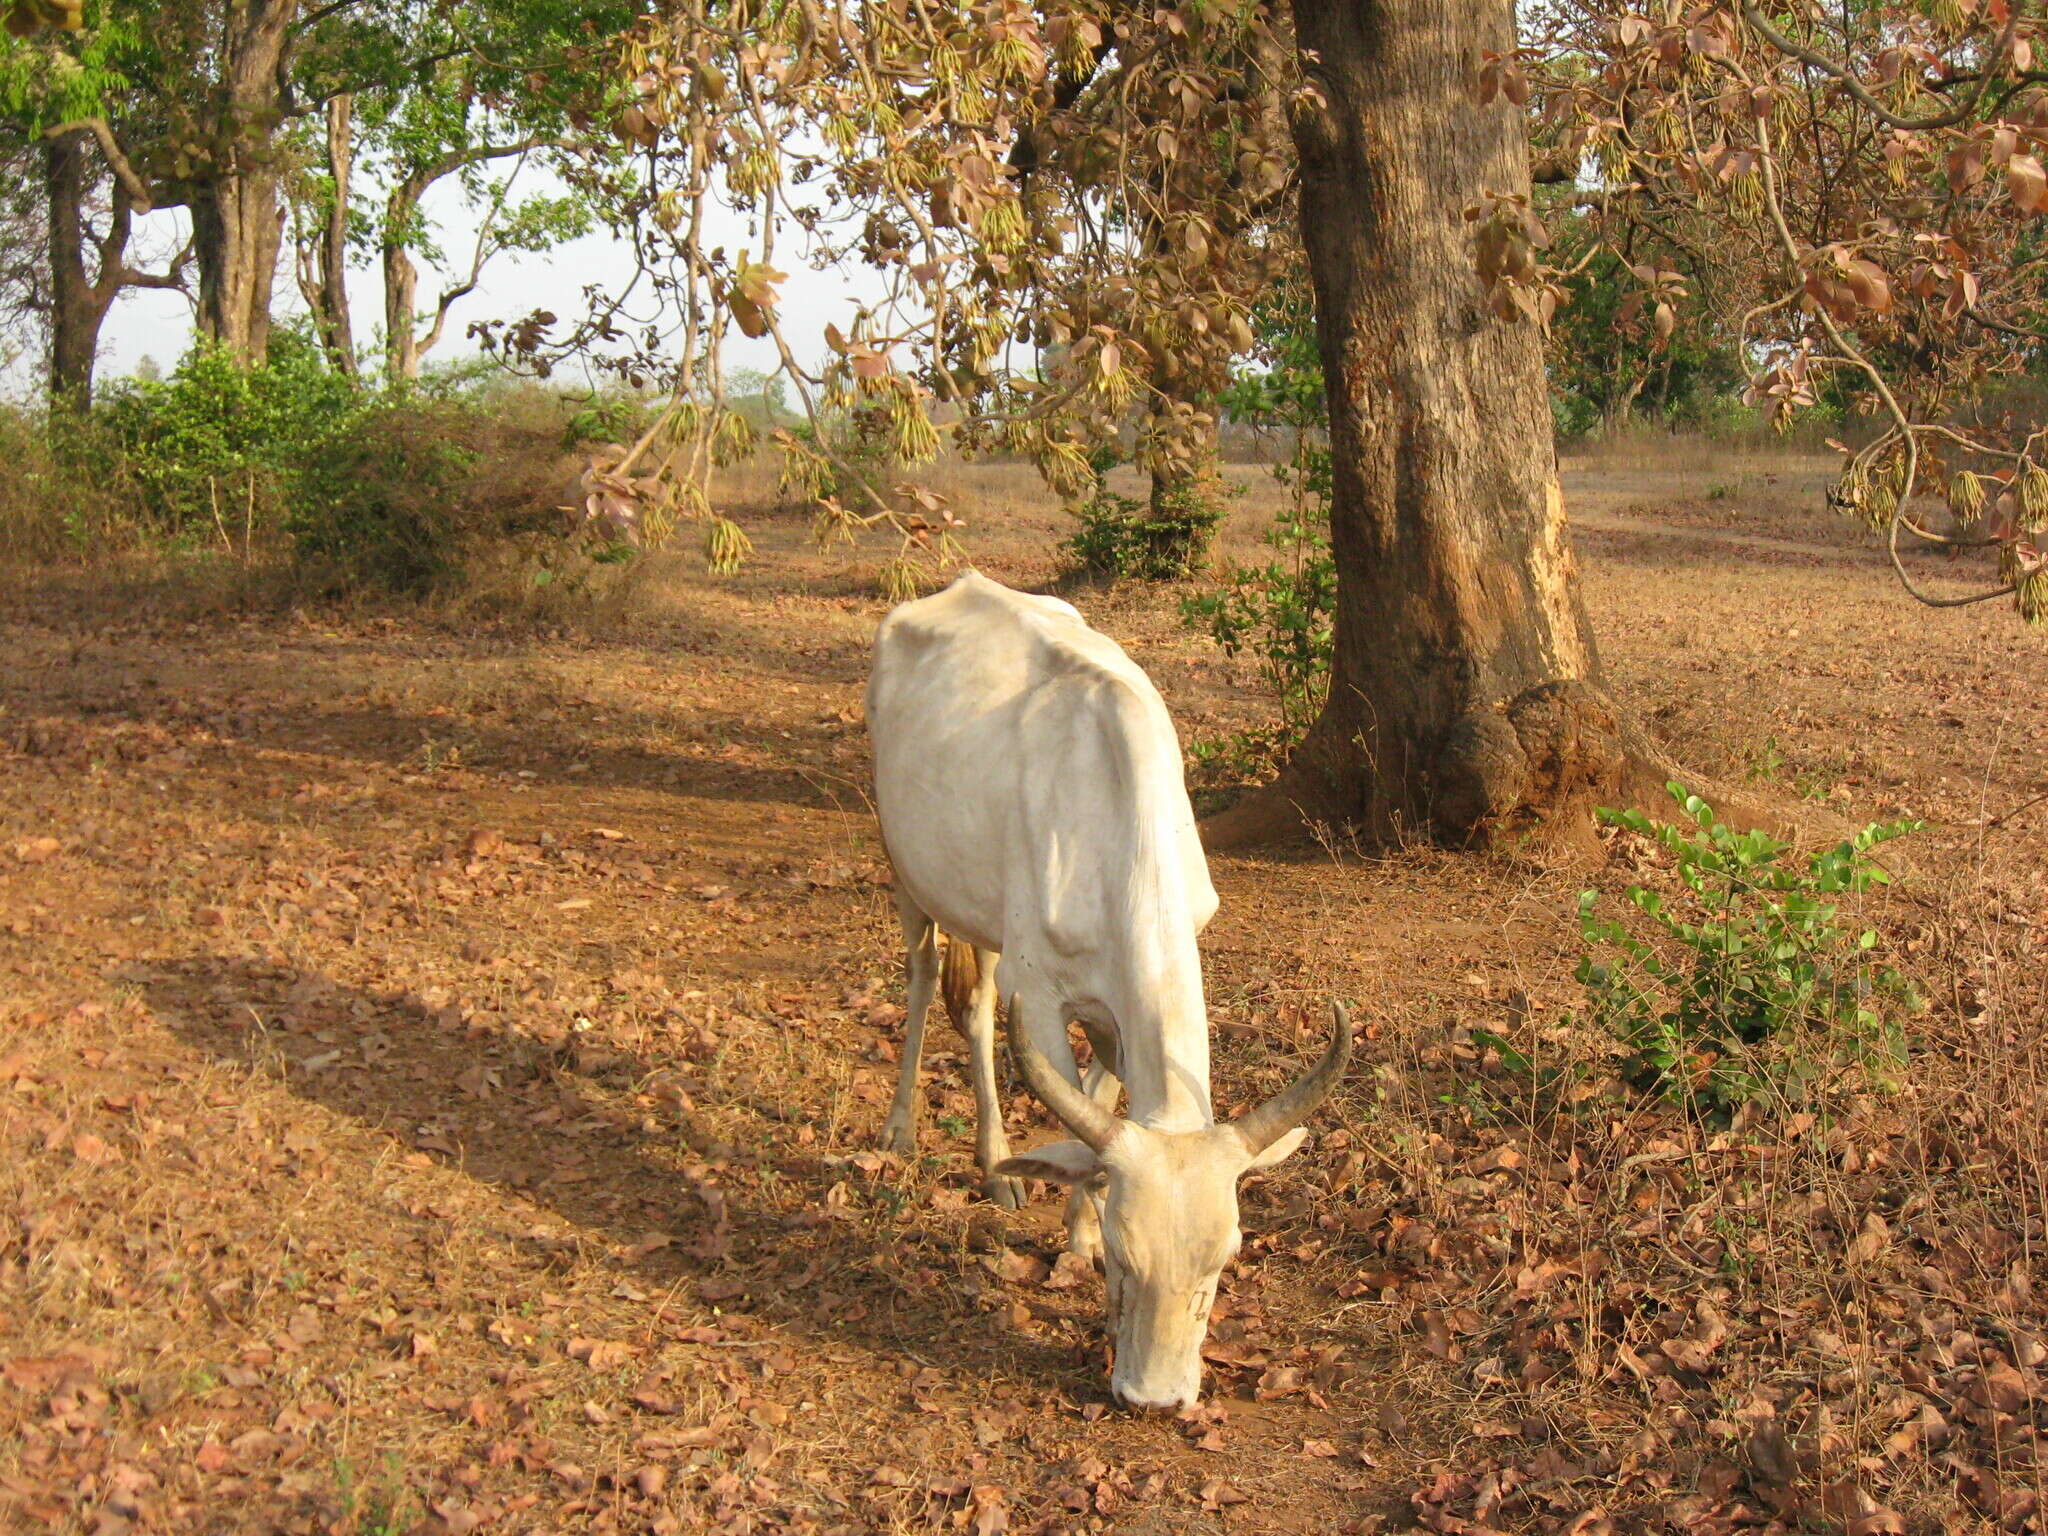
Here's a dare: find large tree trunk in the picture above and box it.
[44,128,148,412]
[382,165,431,383]
[191,0,295,365]
[1213,0,1664,854]
[192,165,284,364]
[44,130,104,409]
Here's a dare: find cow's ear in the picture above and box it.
[1243,1126,1308,1172]
[996,1140,1101,1185]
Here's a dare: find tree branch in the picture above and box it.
[117,261,192,292]
[1965,304,2048,345]
[1740,1,2015,133]
[42,117,154,213]
[413,149,524,362]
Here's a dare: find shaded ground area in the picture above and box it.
[1,448,2045,1535]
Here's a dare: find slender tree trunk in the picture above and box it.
[44,130,104,410]
[383,230,422,383]
[381,165,431,382]
[311,93,357,376]
[191,0,295,365]
[1212,0,1665,853]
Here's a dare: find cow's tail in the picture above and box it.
[939,934,979,1032]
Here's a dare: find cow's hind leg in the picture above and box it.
[948,944,1023,1209]
[880,897,940,1156]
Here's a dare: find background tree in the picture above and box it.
[599,0,2047,851]
[1519,1,2048,618]
[347,0,629,384]
[0,8,190,404]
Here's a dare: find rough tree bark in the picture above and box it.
[1208,0,1668,854]
[191,0,295,365]
[382,181,425,385]
[44,129,104,407]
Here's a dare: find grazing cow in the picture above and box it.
[866,570,1350,1410]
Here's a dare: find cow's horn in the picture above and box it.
[1233,1002,1352,1155]
[1007,998,1119,1153]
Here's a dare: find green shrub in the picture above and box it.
[1180,501,1334,736]
[1573,784,1921,1117]
[1063,481,1226,581]
[286,403,492,592]
[1183,283,1334,743]
[96,328,361,542]
[0,404,154,562]
[559,393,649,450]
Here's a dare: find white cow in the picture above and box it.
[866,570,1350,1410]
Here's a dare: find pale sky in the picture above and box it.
[5,168,885,396]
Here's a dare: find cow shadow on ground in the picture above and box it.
[145,953,1103,1402]
[8,657,851,813]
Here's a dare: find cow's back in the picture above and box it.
[867,572,1215,972]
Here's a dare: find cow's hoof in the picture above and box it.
[985,1174,1027,1211]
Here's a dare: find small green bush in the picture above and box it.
[1062,482,1225,581]
[1182,279,1334,751]
[287,403,494,593]
[1180,500,1335,738]
[1573,783,1921,1117]
[0,404,153,562]
[96,328,361,542]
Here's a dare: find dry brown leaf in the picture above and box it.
[1199,1477,1249,1511]
[567,1337,638,1370]
[1847,1211,1890,1265]
[983,1247,1051,1285]
[193,1440,231,1474]
[1043,1250,1093,1290]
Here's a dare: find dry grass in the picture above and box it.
[0,443,2044,1535]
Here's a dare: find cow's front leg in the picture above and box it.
[880,905,940,1156]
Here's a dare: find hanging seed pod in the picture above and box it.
[891,396,939,464]
[1729,170,1764,218]
[1038,436,1094,499]
[705,516,753,575]
[2019,569,2047,624]
[1829,463,1867,516]
[877,557,920,604]
[1948,470,1987,522]
[2018,465,2048,531]
[812,499,859,551]
[713,410,756,467]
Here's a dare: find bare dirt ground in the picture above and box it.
[2,443,2046,1536]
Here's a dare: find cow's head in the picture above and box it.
[997,1004,1352,1411]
